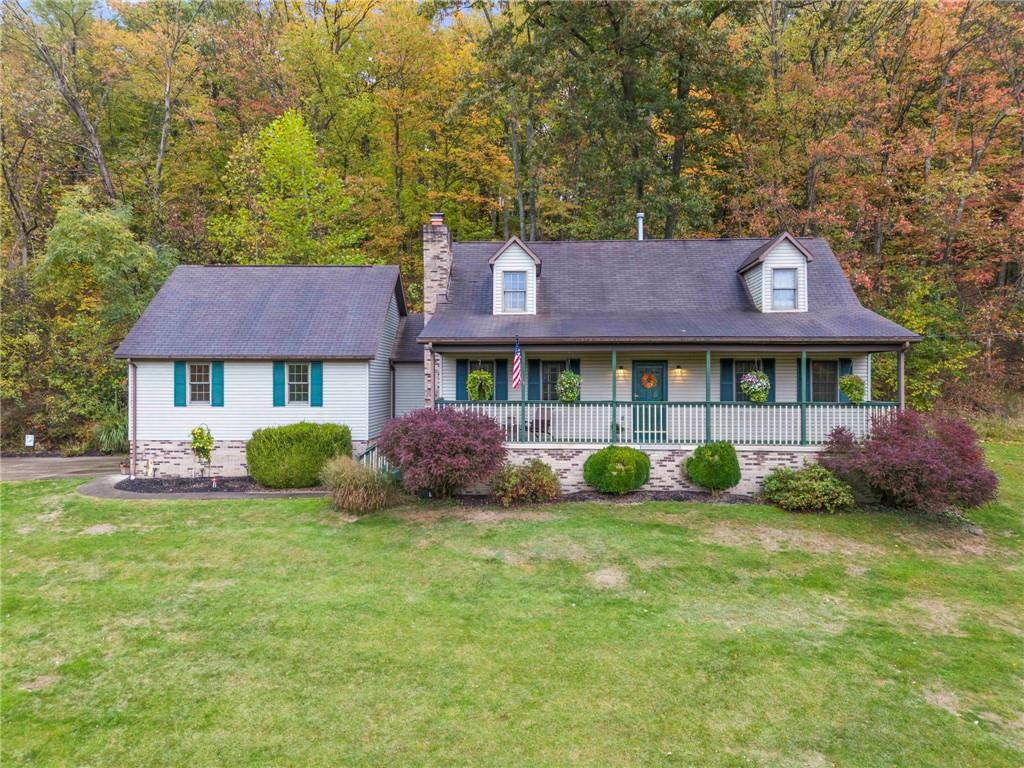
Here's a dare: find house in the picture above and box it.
[115,265,423,478]
[417,212,919,494]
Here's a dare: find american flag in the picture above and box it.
[512,337,522,390]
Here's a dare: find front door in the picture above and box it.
[632,361,667,442]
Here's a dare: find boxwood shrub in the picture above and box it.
[761,464,855,514]
[583,445,650,494]
[246,422,352,488]
[684,441,741,494]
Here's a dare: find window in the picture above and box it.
[733,360,760,402]
[189,363,210,403]
[503,271,527,312]
[288,363,310,403]
[811,360,839,402]
[541,361,567,401]
[772,268,797,310]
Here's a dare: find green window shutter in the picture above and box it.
[796,360,803,403]
[311,361,323,407]
[455,359,468,401]
[720,358,734,401]
[212,361,224,407]
[762,359,775,402]
[527,360,540,400]
[568,358,581,375]
[174,361,187,407]
[838,358,853,402]
[494,359,508,400]
[273,361,285,406]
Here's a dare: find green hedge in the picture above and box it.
[583,445,650,494]
[246,422,352,488]
[761,464,856,514]
[684,441,741,493]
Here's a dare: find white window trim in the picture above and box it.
[540,360,569,402]
[770,267,799,312]
[287,361,311,405]
[188,361,212,405]
[502,270,527,313]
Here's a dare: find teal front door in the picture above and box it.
[632,361,667,442]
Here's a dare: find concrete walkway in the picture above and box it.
[1,455,125,481]
[76,474,326,501]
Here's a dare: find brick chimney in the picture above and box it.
[423,212,452,322]
[422,212,452,406]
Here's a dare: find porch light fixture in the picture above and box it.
[617,365,626,378]
[674,364,684,378]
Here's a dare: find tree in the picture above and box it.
[209,110,364,264]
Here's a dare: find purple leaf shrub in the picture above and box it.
[821,410,997,513]
[378,409,506,498]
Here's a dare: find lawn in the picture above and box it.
[2,445,1022,767]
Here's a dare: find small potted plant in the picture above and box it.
[466,369,494,401]
[839,374,866,403]
[739,370,771,403]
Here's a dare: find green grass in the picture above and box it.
[3,445,1022,767]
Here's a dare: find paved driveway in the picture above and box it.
[1,455,125,482]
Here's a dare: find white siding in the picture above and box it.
[393,363,425,417]
[134,360,370,441]
[437,351,870,403]
[760,241,808,312]
[368,297,399,438]
[491,244,538,315]
[743,267,763,310]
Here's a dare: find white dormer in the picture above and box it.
[737,232,812,313]
[489,237,541,315]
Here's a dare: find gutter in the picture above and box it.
[129,358,137,479]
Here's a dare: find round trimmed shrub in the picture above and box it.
[246,422,352,488]
[583,445,650,494]
[761,464,855,514]
[685,441,741,494]
[377,408,506,498]
[321,455,405,515]
[492,459,561,507]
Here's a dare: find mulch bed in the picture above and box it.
[114,476,323,494]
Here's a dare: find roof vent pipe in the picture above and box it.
[636,211,644,241]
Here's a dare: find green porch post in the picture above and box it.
[518,348,527,442]
[610,349,618,442]
[704,349,712,443]
[800,350,808,445]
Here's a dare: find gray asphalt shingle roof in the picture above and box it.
[419,237,918,345]
[393,314,424,362]
[115,265,404,360]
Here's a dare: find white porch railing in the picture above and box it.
[435,400,897,446]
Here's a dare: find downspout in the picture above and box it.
[390,362,396,419]
[129,359,137,479]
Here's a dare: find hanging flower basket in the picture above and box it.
[739,370,771,403]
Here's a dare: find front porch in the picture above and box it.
[429,346,905,447]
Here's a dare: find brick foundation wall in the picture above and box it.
[504,443,820,496]
[132,439,369,478]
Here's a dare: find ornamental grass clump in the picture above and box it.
[378,408,506,497]
[739,370,771,403]
[822,409,997,514]
[761,464,855,514]
[583,445,650,494]
[839,374,866,403]
[491,459,561,507]
[685,441,741,495]
[321,455,405,515]
[246,422,352,488]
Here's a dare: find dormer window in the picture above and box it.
[772,268,797,310]
[503,271,527,312]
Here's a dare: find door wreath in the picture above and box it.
[640,372,658,390]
